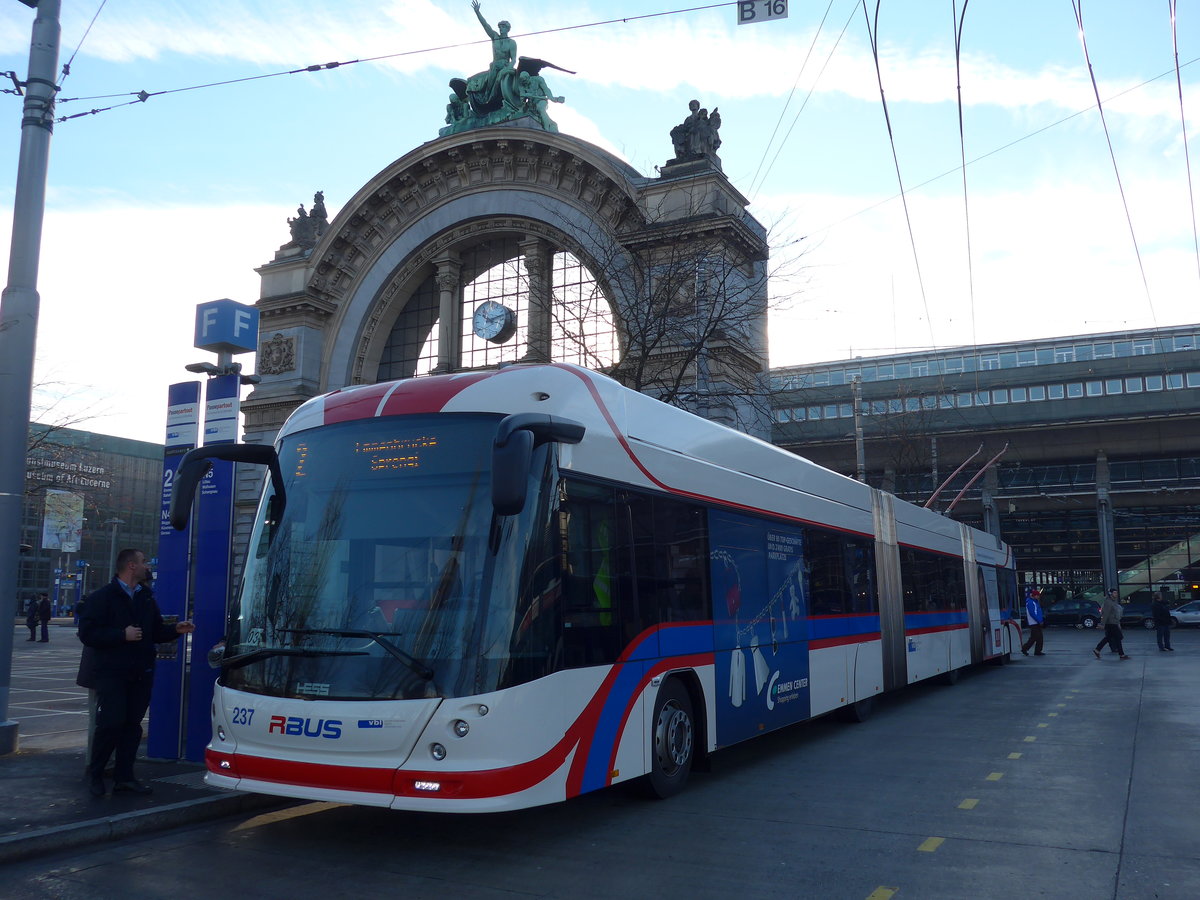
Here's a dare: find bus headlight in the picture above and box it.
[452,719,470,738]
[430,742,447,761]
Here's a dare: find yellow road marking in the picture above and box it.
[1057,703,1067,707]
[1048,712,1058,717]
[1024,736,1037,742]
[1008,752,1022,759]
[986,772,1003,781]
[959,798,979,809]
[918,837,944,852]
[234,801,342,831]
[1037,722,1049,728]
[866,889,897,900]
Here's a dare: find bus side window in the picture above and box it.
[628,493,710,627]
[807,528,846,615]
[559,481,626,667]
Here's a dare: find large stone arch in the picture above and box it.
[244,124,770,446]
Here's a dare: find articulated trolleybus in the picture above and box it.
[172,363,1018,812]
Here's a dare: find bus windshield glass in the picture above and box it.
[225,412,524,701]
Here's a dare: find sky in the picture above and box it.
[0,0,1197,443]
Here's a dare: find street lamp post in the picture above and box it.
[103,517,124,577]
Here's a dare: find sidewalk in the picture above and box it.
[0,622,287,864]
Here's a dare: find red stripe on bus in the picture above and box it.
[809,634,881,649]
[562,366,875,540]
[905,624,969,636]
[377,371,496,417]
[321,383,396,425]
[600,653,715,788]
[210,651,714,803]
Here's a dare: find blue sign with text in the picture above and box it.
[149,381,201,759]
[194,298,259,355]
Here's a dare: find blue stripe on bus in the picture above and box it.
[903,611,968,629]
[581,623,716,793]
[807,615,881,640]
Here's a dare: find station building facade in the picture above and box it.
[17,425,162,614]
[769,324,1200,606]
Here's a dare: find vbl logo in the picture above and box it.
[268,715,342,739]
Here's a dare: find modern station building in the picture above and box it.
[17,425,162,614]
[770,324,1200,606]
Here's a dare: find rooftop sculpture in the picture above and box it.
[666,99,722,170]
[439,2,574,137]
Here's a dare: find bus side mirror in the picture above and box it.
[169,443,284,530]
[491,413,585,516]
[492,428,534,517]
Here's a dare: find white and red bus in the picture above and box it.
[172,363,1019,812]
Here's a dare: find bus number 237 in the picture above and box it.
[231,707,255,726]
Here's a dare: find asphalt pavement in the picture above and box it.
[0,621,284,865]
[2,616,1199,894]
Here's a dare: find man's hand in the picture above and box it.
[124,625,143,642]
[175,620,197,635]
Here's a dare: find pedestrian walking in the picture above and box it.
[1093,588,1130,660]
[1152,587,1175,652]
[24,597,37,641]
[1021,586,1046,656]
[78,548,194,797]
[37,594,51,642]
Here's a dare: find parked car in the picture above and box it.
[1171,601,1200,627]
[1043,599,1102,629]
[1119,602,1156,630]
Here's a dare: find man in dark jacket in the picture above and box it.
[78,548,194,797]
[24,597,37,641]
[37,594,51,642]
[1152,587,1175,652]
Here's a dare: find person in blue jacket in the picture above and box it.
[1021,586,1046,656]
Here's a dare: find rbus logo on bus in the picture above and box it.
[267,715,343,739]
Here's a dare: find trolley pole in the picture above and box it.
[0,0,62,755]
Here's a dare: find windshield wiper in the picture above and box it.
[219,646,369,671]
[279,628,434,680]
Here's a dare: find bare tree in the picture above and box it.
[515,187,807,437]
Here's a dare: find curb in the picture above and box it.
[0,790,291,866]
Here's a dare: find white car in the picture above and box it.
[1172,601,1200,627]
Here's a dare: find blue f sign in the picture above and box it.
[194,299,260,354]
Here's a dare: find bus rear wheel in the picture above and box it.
[647,679,695,799]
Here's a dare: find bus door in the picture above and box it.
[975,564,1002,660]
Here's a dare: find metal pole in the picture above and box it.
[851,376,866,482]
[0,0,62,755]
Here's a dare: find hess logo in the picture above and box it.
[268,715,342,739]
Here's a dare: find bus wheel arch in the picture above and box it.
[645,675,699,799]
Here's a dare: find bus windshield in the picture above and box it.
[224,412,551,702]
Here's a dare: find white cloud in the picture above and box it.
[0,203,276,443]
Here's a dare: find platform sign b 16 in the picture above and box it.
[738,0,788,25]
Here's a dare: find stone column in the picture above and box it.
[432,252,461,373]
[1096,451,1118,592]
[520,237,553,363]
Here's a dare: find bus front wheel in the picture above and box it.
[647,679,695,799]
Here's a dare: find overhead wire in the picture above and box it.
[808,54,1200,238]
[1070,0,1156,321]
[1169,0,1200,286]
[860,0,935,351]
[749,0,858,200]
[59,0,108,87]
[951,0,975,351]
[746,0,839,199]
[52,1,743,123]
